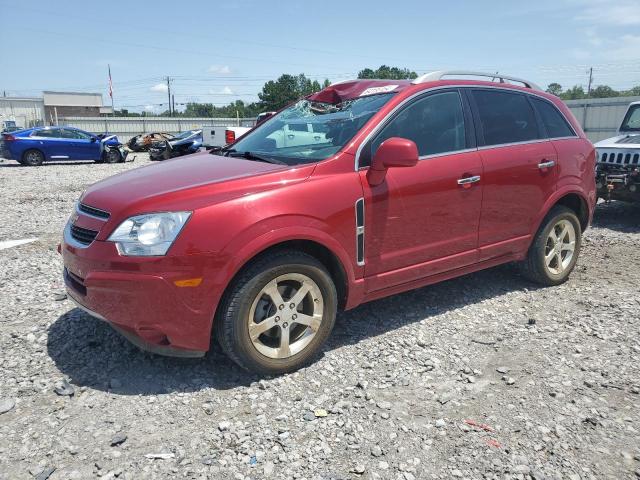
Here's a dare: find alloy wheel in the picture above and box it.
[544,219,576,275]
[248,273,324,359]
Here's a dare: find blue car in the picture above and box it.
[1,126,128,166]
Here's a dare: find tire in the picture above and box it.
[519,206,582,286]
[103,148,121,164]
[22,149,44,166]
[215,250,338,375]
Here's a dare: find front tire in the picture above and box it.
[215,250,337,375]
[22,149,44,166]
[103,148,121,164]
[519,206,582,286]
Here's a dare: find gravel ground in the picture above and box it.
[0,153,639,480]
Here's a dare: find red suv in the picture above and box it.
[61,71,596,374]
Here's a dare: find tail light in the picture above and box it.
[2,134,16,141]
[225,129,236,145]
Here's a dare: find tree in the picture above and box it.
[546,83,563,96]
[560,85,586,100]
[357,65,418,80]
[322,78,331,88]
[590,85,619,98]
[258,73,323,111]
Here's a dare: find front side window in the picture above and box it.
[471,90,540,146]
[369,91,466,162]
[530,98,575,138]
[230,93,396,165]
[621,105,640,132]
[62,129,91,140]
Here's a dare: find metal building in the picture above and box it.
[0,97,45,129]
[565,96,640,143]
[43,91,113,124]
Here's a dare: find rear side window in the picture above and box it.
[471,90,540,146]
[530,98,575,138]
[32,129,60,138]
[370,91,466,160]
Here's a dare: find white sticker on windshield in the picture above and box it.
[359,85,399,96]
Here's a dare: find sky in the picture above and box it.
[1,0,639,113]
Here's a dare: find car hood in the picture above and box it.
[80,151,314,219]
[595,134,640,149]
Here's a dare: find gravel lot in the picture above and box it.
[0,153,639,480]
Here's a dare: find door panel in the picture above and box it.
[477,141,557,259]
[362,150,483,292]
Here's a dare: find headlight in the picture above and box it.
[108,211,191,256]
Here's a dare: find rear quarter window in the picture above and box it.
[471,90,540,146]
[530,97,575,138]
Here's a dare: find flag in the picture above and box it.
[108,65,113,99]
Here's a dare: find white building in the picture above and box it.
[0,97,45,128]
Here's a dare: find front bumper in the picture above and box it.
[61,225,213,357]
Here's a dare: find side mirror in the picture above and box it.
[367,137,419,186]
[90,136,97,143]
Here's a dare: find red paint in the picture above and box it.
[61,78,595,355]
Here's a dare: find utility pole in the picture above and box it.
[587,67,593,97]
[166,76,172,117]
[172,94,175,117]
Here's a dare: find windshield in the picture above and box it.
[621,105,640,132]
[228,93,396,165]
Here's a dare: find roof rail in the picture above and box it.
[412,70,542,91]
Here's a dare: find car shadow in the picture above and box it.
[0,160,97,167]
[47,263,538,395]
[592,200,640,233]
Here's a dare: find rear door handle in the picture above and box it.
[457,175,481,185]
[538,160,556,169]
[287,134,295,139]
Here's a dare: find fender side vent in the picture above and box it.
[355,198,365,266]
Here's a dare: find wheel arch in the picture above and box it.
[220,235,351,313]
[533,189,591,238]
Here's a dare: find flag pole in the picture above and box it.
[108,64,115,116]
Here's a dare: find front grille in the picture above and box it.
[70,225,98,245]
[598,150,640,166]
[78,202,110,219]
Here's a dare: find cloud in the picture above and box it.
[150,83,168,93]
[208,86,235,95]
[608,34,640,61]
[143,104,156,112]
[208,65,232,74]
[575,0,640,26]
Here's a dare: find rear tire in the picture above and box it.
[519,206,581,286]
[215,250,337,375]
[22,149,44,166]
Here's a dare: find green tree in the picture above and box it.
[560,85,586,100]
[322,78,331,88]
[258,73,323,111]
[546,83,563,96]
[590,85,619,98]
[357,65,418,80]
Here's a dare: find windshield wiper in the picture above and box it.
[227,151,286,165]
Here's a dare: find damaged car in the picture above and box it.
[127,132,175,152]
[1,126,127,166]
[149,129,202,161]
[595,101,640,202]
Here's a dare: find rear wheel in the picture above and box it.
[519,206,581,285]
[215,250,337,375]
[22,149,44,166]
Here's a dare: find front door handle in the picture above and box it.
[538,160,556,169]
[457,175,481,186]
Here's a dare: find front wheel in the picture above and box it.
[215,250,337,375]
[519,206,582,286]
[103,148,121,164]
